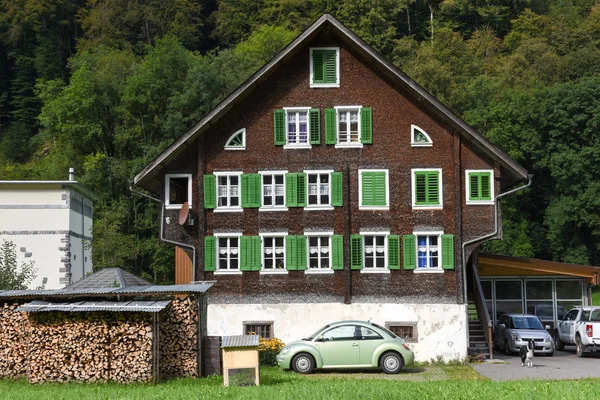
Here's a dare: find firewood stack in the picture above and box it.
[0,302,29,379]
[159,296,199,378]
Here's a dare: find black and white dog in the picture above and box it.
[520,339,535,367]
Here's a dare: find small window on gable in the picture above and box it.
[411,125,432,147]
[225,128,246,150]
[310,48,339,88]
[466,170,494,204]
[165,173,192,208]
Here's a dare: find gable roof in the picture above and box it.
[65,268,152,290]
[133,14,527,190]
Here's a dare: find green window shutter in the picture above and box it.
[204,236,216,272]
[285,173,297,207]
[469,172,492,201]
[415,171,440,206]
[441,234,455,270]
[297,173,307,207]
[331,235,344,270]
[274,109,285,145]
[403,235,416,270]
[360,108,372,144]
[361,172,374,206]
[361,172,386,207]
[309,108,321,145]
[469,173,480,200]
[286,236,297,271]
[331,172,343,206]
[350,235,363,270]
[296,235,307,271]
[480,173,491,200]
[203,174,216,209]
[387,235,400,270]
[251,236,262,271]
[312,51,324,83]
[241,174,261,208]
[323,50,337,84]
[240,236,252,271]
[325,108,337,144]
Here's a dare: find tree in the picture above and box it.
[0,240,36,290]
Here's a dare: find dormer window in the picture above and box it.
[165,173,192,208]
[225,128,246,150]
[310,48,339,88]
[411,125,432,147]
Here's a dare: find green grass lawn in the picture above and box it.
[592,286,600,306]
[2,367,600,400]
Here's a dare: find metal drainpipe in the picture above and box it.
[129,183,197,276]
[461,174,533,303]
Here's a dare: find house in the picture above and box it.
[0,169,95,289]
[132,14,529,361]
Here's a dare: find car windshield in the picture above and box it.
[511,316,544,330]
[303,324,330,341]
[371,322,397,339]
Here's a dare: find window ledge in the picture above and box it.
[259,207,288,212]
[305,206,334,211]
[310,83,340,88]
[260,270,288,275]
[165,204,185,209]
[413,268,445,274]
[360,206,389,211]
[305,269,335,274]
[214,270,243,275]
[360,269,391,274]
[466,200,494,206]
[224,146,246,151]
[412,205,443,210]
[213,207,243,213]
[411,143,433,147]
[283,144,312,150]
[335,143,363,149]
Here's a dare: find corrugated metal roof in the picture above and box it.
[65,268,152,290]
[0,282,214,299]
[221,335,260,348]
[17,300,171,313]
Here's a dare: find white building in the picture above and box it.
[0,171,95,289]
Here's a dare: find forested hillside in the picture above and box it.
[2,0,600,283]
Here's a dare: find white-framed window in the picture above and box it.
[306,231,333,273]
[261,233,287,273]
[215,232,242,274]
[466,169,494,205]
[215,172,242,212]
[414,232,443,272]
[305,170,333,209]
[410,125,432,147]
[284,107,311,149]
[310,47,339,88]
[361,231,389,273]
[335,106,362,147]
[358,169,389,210]
[165,173,192,209]
[259,171,287,211]
[224,128,246,150]
[411,168,443,209]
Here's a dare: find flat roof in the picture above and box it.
[0,180,98,201]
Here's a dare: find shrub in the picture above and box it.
[257,336,286,366]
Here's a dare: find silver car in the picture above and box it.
[493,314,554,356]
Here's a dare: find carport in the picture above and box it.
[476,253,600,330]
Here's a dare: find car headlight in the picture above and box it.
[512,334,521,341]
[281,346,290,354]
[545,334,552,341]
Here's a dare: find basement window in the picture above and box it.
[165,173,192,208]
[385,322,417,342]
[244,321,274,339]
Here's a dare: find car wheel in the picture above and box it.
[576,336,585,358]
[291,353,315,374]
[554,332,564,351]
[379,351,403,374]
[503,337,511,355]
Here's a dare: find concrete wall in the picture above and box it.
[207,302,468,362]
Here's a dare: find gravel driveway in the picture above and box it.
[472,346,600,381]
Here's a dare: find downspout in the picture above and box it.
[461,174,533,303]
[129,183,197,277]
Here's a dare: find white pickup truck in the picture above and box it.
[554,306,600,357]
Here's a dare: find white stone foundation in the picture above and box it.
[207,303,468,362]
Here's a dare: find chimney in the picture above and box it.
[69,167,75,181]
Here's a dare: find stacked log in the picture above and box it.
[0,302,29,379]
[159,296,198,378]
[109,313,153,383]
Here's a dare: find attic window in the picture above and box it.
[310,48,339,88]
[165,173,192,208]
[411,125,432,147]
[225,128,246,150]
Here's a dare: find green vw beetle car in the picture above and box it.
[277,320,414,374]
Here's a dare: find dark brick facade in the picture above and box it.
[161,29,503,306]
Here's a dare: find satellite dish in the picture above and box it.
[178,201,190,225]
